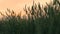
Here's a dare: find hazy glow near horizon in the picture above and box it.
[0,0,52,10]
[0,0,52,17]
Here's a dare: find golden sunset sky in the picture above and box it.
[0,0,53,10]
[0,0,53,18]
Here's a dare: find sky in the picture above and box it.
[0,0,52,10]
[0,0,53,18]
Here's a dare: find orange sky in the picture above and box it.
[0,0,52,10]
[0,0,53,18]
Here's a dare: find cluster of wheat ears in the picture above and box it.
[0,0,60,34]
